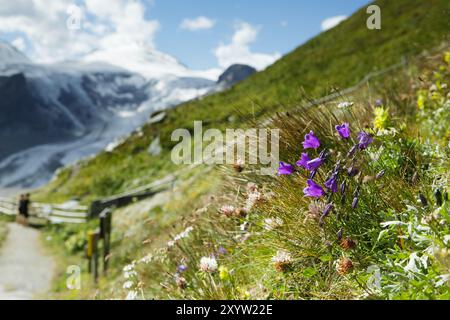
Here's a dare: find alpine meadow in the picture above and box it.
[0,0,448,303]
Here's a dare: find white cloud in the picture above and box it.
[11,37,26,51]
[0,0,160,63]
[213,22,281,70]
[321,15,347,31]
[180,16,216,31]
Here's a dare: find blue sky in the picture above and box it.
[0,0,371,74]
[151,0,370,69]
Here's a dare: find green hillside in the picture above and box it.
[36,0,450,300]
[36,0,449,202]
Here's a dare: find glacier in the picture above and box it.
[0,41,216,190]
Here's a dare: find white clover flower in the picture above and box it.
[123,281,134,289]
[174,226,194,241]
[124,270,138,279]
[264,217,284,231]
[219,205,236,217]
[246,182,258,193]
[245,190,262,211]
[199,256,218,272]
[271,250,293,264]
[123,263,135,272]
[167,240,175,247]
[337,101,354,109]
[167,226,194,247]
[139,254,153,264]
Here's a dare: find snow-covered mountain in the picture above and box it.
[0,42,30,65]
[82,42,221,80]
[0,41,215,188]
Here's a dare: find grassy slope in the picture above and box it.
[35,0,449,203]
[46,48,449,300]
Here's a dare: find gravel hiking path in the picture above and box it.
[0,223,54,299]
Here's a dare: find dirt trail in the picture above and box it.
[0,223,54,299]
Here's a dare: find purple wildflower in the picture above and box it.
[177,265,188,273]
[218,247,227,255]
[296,153,311,169]
[303,179,325,198]
[375,99,383,106]
[319,203,333,226]
[278,162,294,175]
[297,152,325,171]
[324,174,338,193]
[307,156,325,171]
[302,131,320,149]
[335,123,351,139]
[357,131,373,150]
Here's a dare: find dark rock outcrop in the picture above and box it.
[217,64,257,88]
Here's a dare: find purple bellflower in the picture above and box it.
[357,131,373,150]
[335,123,350,139]
[303,179,325,198]
[278,162,294,175]
[302,131,320,149]
[324,174,338,193]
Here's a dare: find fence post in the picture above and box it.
[87,230,100,282]
[87,231,95,273]
[99,208,112,275]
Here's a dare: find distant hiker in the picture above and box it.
[23,193,30,218]
[18,194,25,215]
[16,193,30,225]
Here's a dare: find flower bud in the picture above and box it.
[352,196,359,209]
[347,145,357,158]
[340,181,346,195]
[375,170,385,179]
[347,166,359,177]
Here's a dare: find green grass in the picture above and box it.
[34,0,450,300]
[133,50,449,300]
[43,165,223,299]
[43,48,450,300]
[35,0,449,204]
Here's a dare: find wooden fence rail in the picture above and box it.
[0,197,89,224]
[89,174,175,218]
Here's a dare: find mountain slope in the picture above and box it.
[0,42,216,188]
[36,0,449,202]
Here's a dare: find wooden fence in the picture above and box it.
[89,174,175,218]
[87,208,112,282]
[0,197,89,224]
